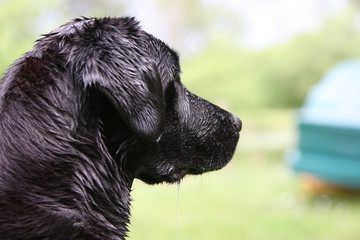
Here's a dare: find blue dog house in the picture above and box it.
[288,59,360,190]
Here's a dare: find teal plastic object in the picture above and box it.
[288,59,360,189]
[289,122,360,189]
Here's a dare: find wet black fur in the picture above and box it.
[0,17,241,240]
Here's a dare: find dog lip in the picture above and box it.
[172,168,189,179]
[171,167,203,180]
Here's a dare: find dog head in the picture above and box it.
[39,17,241,184]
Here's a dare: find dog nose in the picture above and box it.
[232,115,242,132]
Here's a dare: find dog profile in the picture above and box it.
[0,17,241,239]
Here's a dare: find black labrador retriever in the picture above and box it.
[0,17,241,240]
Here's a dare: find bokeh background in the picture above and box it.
[1,0,360,239]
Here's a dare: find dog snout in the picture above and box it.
[232,115,242,132]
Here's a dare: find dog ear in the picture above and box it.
[83,60,165,142]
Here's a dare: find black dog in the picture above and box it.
[0,17,241,240]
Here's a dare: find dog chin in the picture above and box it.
[136,168,199,184]
[169,168,204,182]
[138,160,233,184]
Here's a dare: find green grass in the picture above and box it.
[129,151,360,240]
[128,110,360,240]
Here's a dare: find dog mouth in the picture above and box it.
[136,168,202,184]
[169,161,230,183]
[136,166,214,184]
[136,157,233,184]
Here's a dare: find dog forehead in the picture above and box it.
[143,32,181,75]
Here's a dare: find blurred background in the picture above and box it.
[1,0,360,239]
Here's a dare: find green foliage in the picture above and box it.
[182,9,360,110]
[0,0,61,73]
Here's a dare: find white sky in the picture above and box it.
[223,0,349,49]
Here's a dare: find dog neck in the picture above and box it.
[71,140,134,239]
